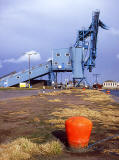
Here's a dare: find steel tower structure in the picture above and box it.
[0,11,107,87]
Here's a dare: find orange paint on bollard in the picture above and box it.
[65,117,92,149]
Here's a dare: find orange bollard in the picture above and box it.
[65,117,92,149]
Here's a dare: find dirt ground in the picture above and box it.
[0,89,119,160]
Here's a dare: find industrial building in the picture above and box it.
[0,11,107,88]
[103,80,119,89]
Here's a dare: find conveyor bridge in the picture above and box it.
[0,10,107,87]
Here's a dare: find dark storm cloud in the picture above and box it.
[0,0,119,82]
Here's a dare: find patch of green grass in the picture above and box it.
[25,122,55,144]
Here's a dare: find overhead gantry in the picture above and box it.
[0,10,107,87]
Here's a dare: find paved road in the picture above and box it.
[0,90,41,100]
[0,89,58,101]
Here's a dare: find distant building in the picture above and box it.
[103,80,119,89]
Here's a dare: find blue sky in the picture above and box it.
[0,0,119,83]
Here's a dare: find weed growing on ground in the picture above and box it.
[0,138,63,160]
[48,99,62,103]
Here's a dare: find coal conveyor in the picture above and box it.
[0,10,108,87]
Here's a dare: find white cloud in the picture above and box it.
[3,50,41,63]
[110,28,119,36]
[117,54,119,59]
[3,58,16,63]
[0,62,2,68]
